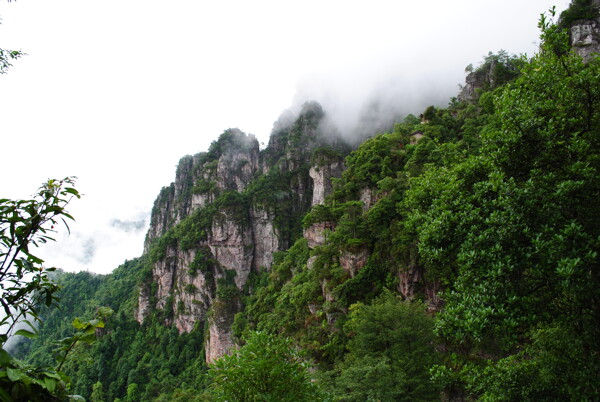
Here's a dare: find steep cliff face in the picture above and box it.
[457,60,497,103]
[561,0,600,61]
[143,130,259,252]
[570,16,600,60]
[136,103,350,362]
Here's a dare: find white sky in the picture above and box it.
[0,0,570,274]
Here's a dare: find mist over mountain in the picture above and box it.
[7,1,600,400]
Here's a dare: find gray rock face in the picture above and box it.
[136,104,348,363]
[251,206,278,270]
[359,187,379,210]
[206,299,239,363]
[304,221,334,249]
[136,130,269,362]
[143,130,260,253]
[571,20,600,61]
[457,59,496,103]
[309,161,343,206]
[208,211,254,290]
[339,249,370,278]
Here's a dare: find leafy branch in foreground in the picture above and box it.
[0,177,81,340]
[54,307,113,372]
[0,177,84,400]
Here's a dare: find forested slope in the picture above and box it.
[15,5,600,400]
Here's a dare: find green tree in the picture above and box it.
[324,292,440,401]
[406,10,600,400]
[207,331,320,401]
[126,382,140,402]
[90,381,106,402]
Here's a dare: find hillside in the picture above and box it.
[13,5,600,401]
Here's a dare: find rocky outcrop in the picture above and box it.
[303,156,344,252]
[304,221,335,249]
[208,212,254,289]
[339,249,370,278]
[136,103,352,363]
[359,187,379,210]
[135,286,150,324]
[143,129,260,253]
[410,131,424,145]
[206,298,241,363]
[564,0,600,61]
[397,265,421,301]
[571,19,600,61]
[309,160,343,206]
[457,59,497,103]
[136,129,266,362]
[250,206,279,270]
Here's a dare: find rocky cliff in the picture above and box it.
[135,102,349,362]
[568,0,600,61]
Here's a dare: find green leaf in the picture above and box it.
[0,348,11,365]
[14,328,38,339]
[6,367,22,382]
[44,376,57,392]
[15,329,38,339]
[72,317,85,330]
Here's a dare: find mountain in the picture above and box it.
[14,4,600,400]
[136,101,350,362]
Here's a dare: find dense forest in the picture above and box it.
[2,2,600,401]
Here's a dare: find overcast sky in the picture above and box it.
[0,0,570,274]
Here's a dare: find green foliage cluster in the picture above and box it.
[0,47,23,74]
[242,8,600,401]
[0,2,23,75]
[187,247,214,277]
[244,58,500,368]
[191,178,217,196]
[0,0,25,74]
[215,269,239,301]
[465,50,525,93]
[405,12,600,400]
[207,331,320,401]
[320,292,440,401]
[0,178,86,400]
[559,0,600,28]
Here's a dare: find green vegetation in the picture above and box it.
[207,331,319,401]
[408,12,600,399]
[559,0,600,28]
[13,4,600,400]
[464,50,525,93]
[0,178,112,400]
[17,258,208,400]
[321,292,440,401]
